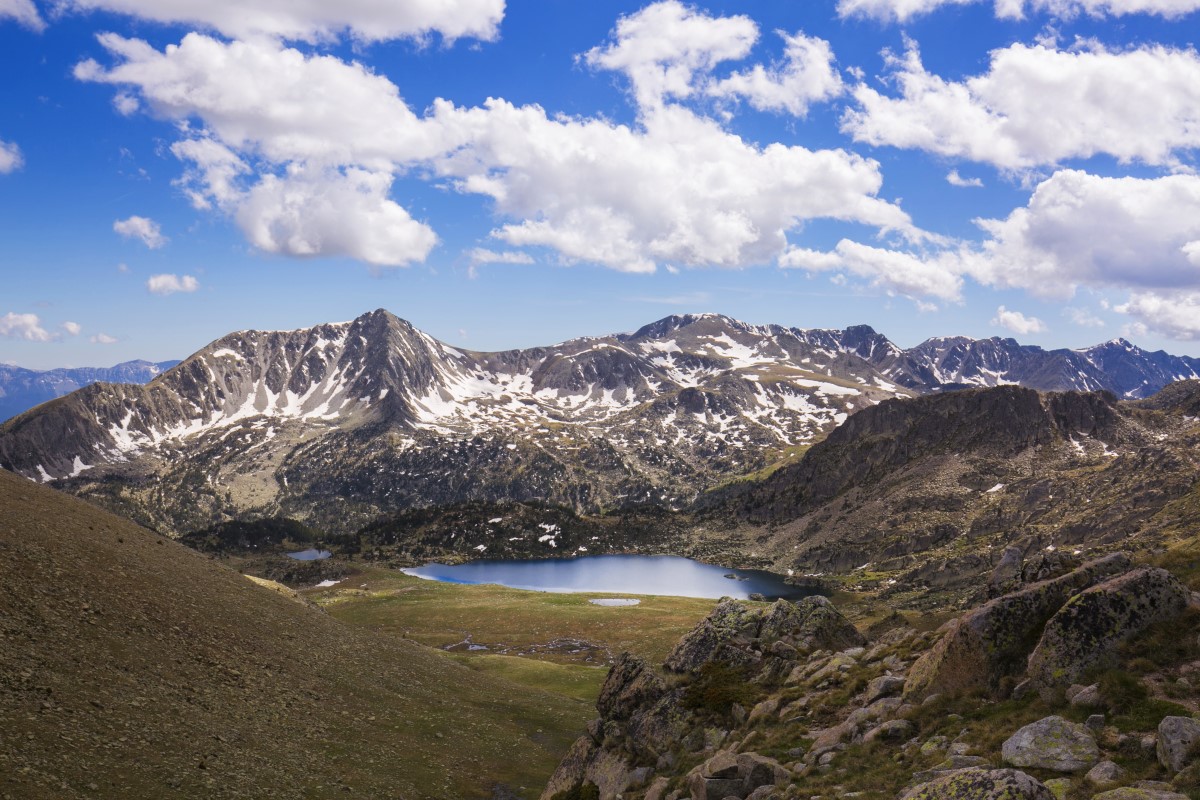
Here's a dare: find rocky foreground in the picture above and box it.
[542,551,1200,800]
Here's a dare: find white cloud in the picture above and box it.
[0,0,44,31]
[61,321,83,336]
[991,305,1047,334]
[708,30,843,117]
[0,312,52,342]
[0,139,23,173]
[236,167,437,267]
[113,215,168,249]
[146,274,199,295]
[969,170,1200,297]
[1064,306,1105,327]
[1115,292,1200,339]
[947,170,983,188]
[780,239,964,304]
[91,333,118,344]
[468,248,534,266]
[837,0,1200,21]
[78,32,917,274]
[843,41,1200,169]
[582,1,758,111]
[59,0,504,43]
[837,0,975,23]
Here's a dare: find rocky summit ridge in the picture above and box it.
[2,309,1198,540]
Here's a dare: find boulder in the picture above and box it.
[1027,567,1190,692]
[900,767,1055,800]
[790,595,866,653]
[1085,760,1124,785]
[863,719,915,743]
[1001,716,1099,772]
[1157,716,1200,773]
[1090,787,1189,800]
[597,652,666,721]
[664,599,763,673]
[867,675,907,703]
[904,554,1130,701]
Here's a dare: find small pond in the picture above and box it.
[287,548,332,561]
[402,554,814,600]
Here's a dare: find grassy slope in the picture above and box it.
[309,567,719,668]
[0,470,593,799]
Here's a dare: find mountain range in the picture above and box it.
[0,359,179,422]
[2,309,1199,539]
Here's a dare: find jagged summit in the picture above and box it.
[3,308,1199,536]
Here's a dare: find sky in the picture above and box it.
[2,0,1200,369]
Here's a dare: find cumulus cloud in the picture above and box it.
[0,0,44,30]
[708,30,843,116]
[1114,292,1200,339]
[0,139,23,173]
[236,167,437,267]
[582,1,757,110]
[969,170,1200,297]
[78,31,916,274]
[113,215,167,248]
[837,0,1200,21]
[843,41,1200,169]
[58,0,503,43]
[91,333,118,344]
[146,274,199,295]
[947,170,983,188]
[780,239,965,305]
[992,305,1047,334]
[61,321,82,336]
[0,312,53,341]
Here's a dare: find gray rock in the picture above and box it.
[1069,684,1103,708]
[900,767,1054,800]
[1027,567,1191,691]
[1085,760,1123,785]
[665,599,763,673]
[1001,716,1099,772]
[989,546,1024,596]
[1091,786,1189,800]
[1157,716,1200,773]
[597,652,666,720]
[867,674,907,703]
[904,554,1130,701]
[1086,714,1105,731]
[863,720,915,743]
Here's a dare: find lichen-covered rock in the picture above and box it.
[597,652,666,720]
[904,554,1130,701]
[664,598,764,673]
[790,595,866,653]
[1157,716,1200,773]
[1002,716,1099,772]
[1027,567,1190,691]
[868,674,907,703]
[989,546,1024,597]
[540,735,599,800]
[899,767,1055,799]
[1090,786,1189,800]
[1085,760,1124,785]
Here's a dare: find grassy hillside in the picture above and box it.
[0,470,594,799]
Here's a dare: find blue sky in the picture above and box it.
[3,0,1200,369]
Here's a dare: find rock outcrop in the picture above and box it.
[904,554,1130,700]
[1026,567,1190,692]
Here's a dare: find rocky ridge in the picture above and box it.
[542,553,1200,800]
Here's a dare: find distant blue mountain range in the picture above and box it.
[0,360,179,422]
